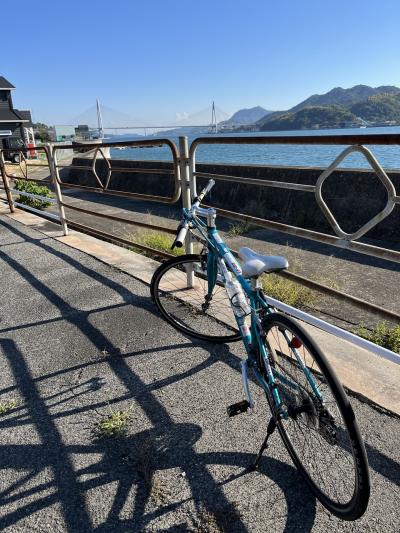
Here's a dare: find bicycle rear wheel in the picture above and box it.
[261,312,370,520]
[150,254,241,342]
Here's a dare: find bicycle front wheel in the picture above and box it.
[261,312,370,520]
[150,254,241,343]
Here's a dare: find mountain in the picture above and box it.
[350,93,400,122]
[223,106,272,125]
[291,85,400,112]
[258,105,360,131]
[256,85,400,131]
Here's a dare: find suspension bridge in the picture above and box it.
[61,102,230,132]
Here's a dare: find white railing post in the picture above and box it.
[47,144,68,236]
[0,151,15,213]
[188,145,197,201]
[179,136,193,255]
[179,136,194,286]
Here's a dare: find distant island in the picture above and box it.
[224,85,400,132]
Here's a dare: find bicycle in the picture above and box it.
[150,179,370,520]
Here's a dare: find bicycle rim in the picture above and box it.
[262,313,370,520]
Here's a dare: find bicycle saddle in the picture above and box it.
[238,247,289,278]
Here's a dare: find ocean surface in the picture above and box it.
[109,126,400,170]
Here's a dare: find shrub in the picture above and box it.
[14,179,53,210]
[355,322,400,354]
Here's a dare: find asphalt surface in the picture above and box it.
[0,215,399,532]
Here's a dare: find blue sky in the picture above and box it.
[3,0,400,125]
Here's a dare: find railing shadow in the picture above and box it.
[0,214,398,532]
[0,218,317,531]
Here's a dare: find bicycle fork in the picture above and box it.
[241,360,255,408]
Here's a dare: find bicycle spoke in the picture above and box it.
[153,256,240,340]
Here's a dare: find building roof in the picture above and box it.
[0,109,28,123]
[15,109,33,127]
[0,76,15,90]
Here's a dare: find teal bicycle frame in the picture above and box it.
[183,205,323,418]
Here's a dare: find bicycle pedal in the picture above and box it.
[227,400,250,417]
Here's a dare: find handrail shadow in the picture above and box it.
[0,215,398,532]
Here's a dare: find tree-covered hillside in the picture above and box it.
[258,105,359,131]
[290,85,400,112]
[350,93,400,122]
[256,88,400,131]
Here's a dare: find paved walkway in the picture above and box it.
[0,208,399,532]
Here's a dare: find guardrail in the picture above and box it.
[188,134,400,264]
[53,138,180,204]
[0,145,67,233]
[185,135,400,324]
[0,139,181,254]
[185,133,400,365]
[0,134,398,364]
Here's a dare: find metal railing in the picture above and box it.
[186,133,400,365]
[0,145,67,232]
[0,138,181,255]
[1,133,399,365]
[186,135,400,322]
[53,138,180,204]
[189,134,400,264]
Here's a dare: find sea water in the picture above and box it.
[109,126,400,170]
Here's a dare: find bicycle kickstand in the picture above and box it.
[249,416,277,471]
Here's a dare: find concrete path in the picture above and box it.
[0,207,399,532]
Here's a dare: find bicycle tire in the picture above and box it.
[261,312,370,520]
[151,254,241,343]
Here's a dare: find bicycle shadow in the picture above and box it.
[0,421,316,533]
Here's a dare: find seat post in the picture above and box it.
[250,277,262,291]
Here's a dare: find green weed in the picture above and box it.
[135,230,183,256]
[355,322,400,354]
[96,410,131,439]
[227,221,258,237]
[261,273,316,309]
[0,399,18,415]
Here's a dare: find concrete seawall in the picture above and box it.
[62,158,400,245]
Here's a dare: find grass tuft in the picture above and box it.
[355,322,400,354]
[95,410,131,439]
[261,273,316,309]
[132,230,184,256]
[227,221,258,237]
[0,399,18,415]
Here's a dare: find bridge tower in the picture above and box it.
[96,99,104,139]
[210,101,218,133]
